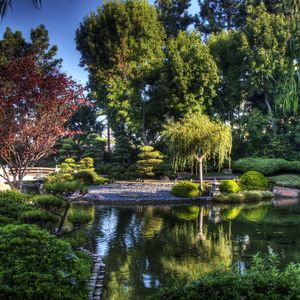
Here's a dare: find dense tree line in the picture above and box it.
[2,0,300,176]
[75,0,300,166]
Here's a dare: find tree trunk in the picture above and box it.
[57,202,70,235]
[265,95,277,137]
[107,125,111,153]
[199,158,203,190]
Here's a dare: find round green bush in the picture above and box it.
[219,180,240,194]
[73,170,96,185]
[0,190,29,203]
[171,181,201,198]
[0,224,92,299]
[240,171,268,190]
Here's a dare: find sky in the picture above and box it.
[0,0,199,85]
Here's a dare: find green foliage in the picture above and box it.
[44,181,87,195]
[240,171,269,190]
[268,174,300,188]
[33,195,66,215]
[156,31,220,120]
[151,254,300,300]
[0,197,32,226]
[163,113,232,172]
[235,157,300,175]
[0,189,29,203]
[76,0,166,143]
[68,207,94,229]
[48,157,108,185]
[219,180,240,194]
[171,181,201,198]
[136,146,164,178]
[233,157,295,175]
[21,209,59,229]
[46,171,74,184]
[213,191,274,203]
[154,0,195,37]
[74,169,108,186]
[0,224,91,299]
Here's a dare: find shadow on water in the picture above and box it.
[86,198,300,300]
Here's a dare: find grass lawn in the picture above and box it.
[268,174,300,188]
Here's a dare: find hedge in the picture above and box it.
[233,158,300,176]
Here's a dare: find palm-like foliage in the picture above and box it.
[0,0,42,19]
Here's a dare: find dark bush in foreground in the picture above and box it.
[213,191,274,203]
[0,224,92,299]
[233,157,300,176]
[150,254,300,300]
[0,189,29,203]
[171,181,201,198]
[0,197,33,226]
[240,171,268,190]
[220,180,240,194]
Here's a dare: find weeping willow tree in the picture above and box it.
[162,113,232,189]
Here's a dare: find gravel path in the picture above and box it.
[84,183,211,204]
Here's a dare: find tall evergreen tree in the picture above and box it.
[155,0,195,37]
[76,0,165,145]
[197,0,246,35]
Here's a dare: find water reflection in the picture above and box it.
[87,198,300,300]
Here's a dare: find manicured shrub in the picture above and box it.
[233,157,300,176]
[45,171,74,184]
[136,146,164,178]
[44,180,87,194]
[0,224,92,299]
[171,181,201,198]
[33,195,66,213]
[219,180,240,194]
[151,254,300,300]
[74,169,108,185]
[74,170,96,185]
[240,171,268,190]
[21,209,59,229]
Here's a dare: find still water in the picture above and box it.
[87,199,300,300]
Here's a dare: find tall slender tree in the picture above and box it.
[76,0,165,145]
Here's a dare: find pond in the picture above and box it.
[86,198,300,300]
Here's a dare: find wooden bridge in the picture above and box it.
[0,167,56,183]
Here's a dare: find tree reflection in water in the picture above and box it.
[89,199,300,300]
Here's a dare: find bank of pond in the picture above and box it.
[2,188,300,299]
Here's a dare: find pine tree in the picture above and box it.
[155,0,195,37]
[197,0,246,35]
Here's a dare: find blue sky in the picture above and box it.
[0,0,199,85]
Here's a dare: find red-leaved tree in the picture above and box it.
[0,55,85,189]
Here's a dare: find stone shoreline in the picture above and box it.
[83,183,211,204]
